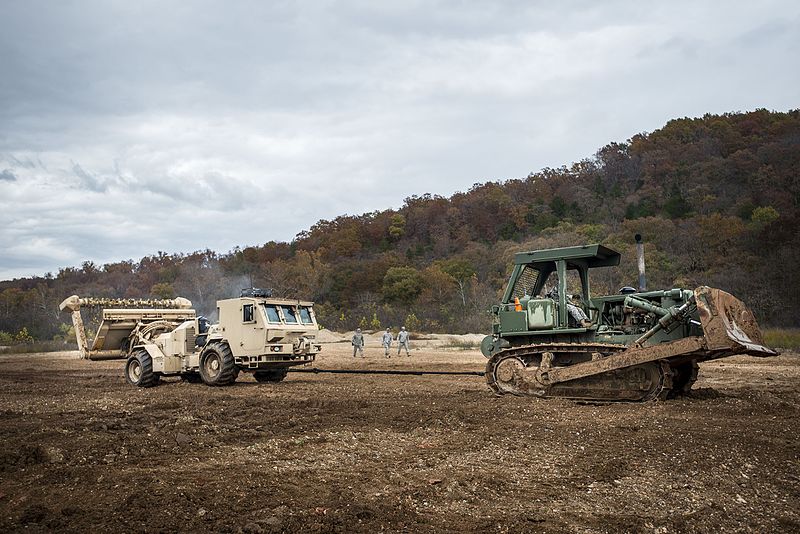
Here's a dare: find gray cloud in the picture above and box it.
[0,169,16,181]
[0,1,798,279]
[72,162,111,193]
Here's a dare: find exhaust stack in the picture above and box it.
[635,234,646,292]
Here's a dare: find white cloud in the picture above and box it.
[0,1,798,279]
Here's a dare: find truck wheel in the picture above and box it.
[125,350,160,388]
[199,342,237,386]
[254,369,288,383]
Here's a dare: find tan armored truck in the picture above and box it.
[59,289,322,387]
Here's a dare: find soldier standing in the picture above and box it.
[381,328,393,358]
[396,326,410,356]
[352,328,365,358]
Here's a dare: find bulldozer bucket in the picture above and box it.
[694,286,778,358]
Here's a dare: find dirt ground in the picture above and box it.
[0,341,798,533]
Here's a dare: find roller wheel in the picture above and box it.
[199,342,237,386]
[125,350,160,388]
[486,354,531,396]
[254,369,288,383]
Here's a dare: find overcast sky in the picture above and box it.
[0,1,797,280]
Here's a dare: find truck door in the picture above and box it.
[240,300,264,352]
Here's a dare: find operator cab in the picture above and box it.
[498,244,621,332]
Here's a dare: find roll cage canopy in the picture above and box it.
[512,244,621,268]
[503,244,622,328]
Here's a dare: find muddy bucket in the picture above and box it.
[695,286,778,357]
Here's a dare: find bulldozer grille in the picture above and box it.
[511,266,540,300]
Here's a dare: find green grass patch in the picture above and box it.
[763,328,800,351]
[442,338,480,350]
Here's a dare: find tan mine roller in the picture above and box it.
[59,288,321,387]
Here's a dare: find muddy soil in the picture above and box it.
[0,344,798,533]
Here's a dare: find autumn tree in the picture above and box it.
[436,259,476,307]
[382,267,423,305]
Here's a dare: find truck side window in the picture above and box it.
[243,304,254,322]
[264,304,281,323]
[281,306,298,324]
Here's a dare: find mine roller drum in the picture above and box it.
[199,342,238,386]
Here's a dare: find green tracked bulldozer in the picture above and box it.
[481,243,778,401]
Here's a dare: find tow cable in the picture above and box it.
[288,368,485,377]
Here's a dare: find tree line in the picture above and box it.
[1,109,798,344]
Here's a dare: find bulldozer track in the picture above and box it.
[485,343,685,402]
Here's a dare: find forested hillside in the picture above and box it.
[1,109,798,343]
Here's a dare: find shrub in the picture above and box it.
[763,328,800,351]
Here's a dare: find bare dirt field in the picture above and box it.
[0,341,798,533]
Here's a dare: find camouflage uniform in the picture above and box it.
[396,327,410,356]
[352,329,365,358]
[547,287,591,328]
[381,329,393,357]
[567,302,589,324]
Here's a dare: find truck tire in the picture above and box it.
[254,369,288,383]
[125,350,160,388]
[199,342,237,386]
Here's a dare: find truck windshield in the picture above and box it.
[281,306,298,324]
[299,306,313,324]
[263,304,281,323]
